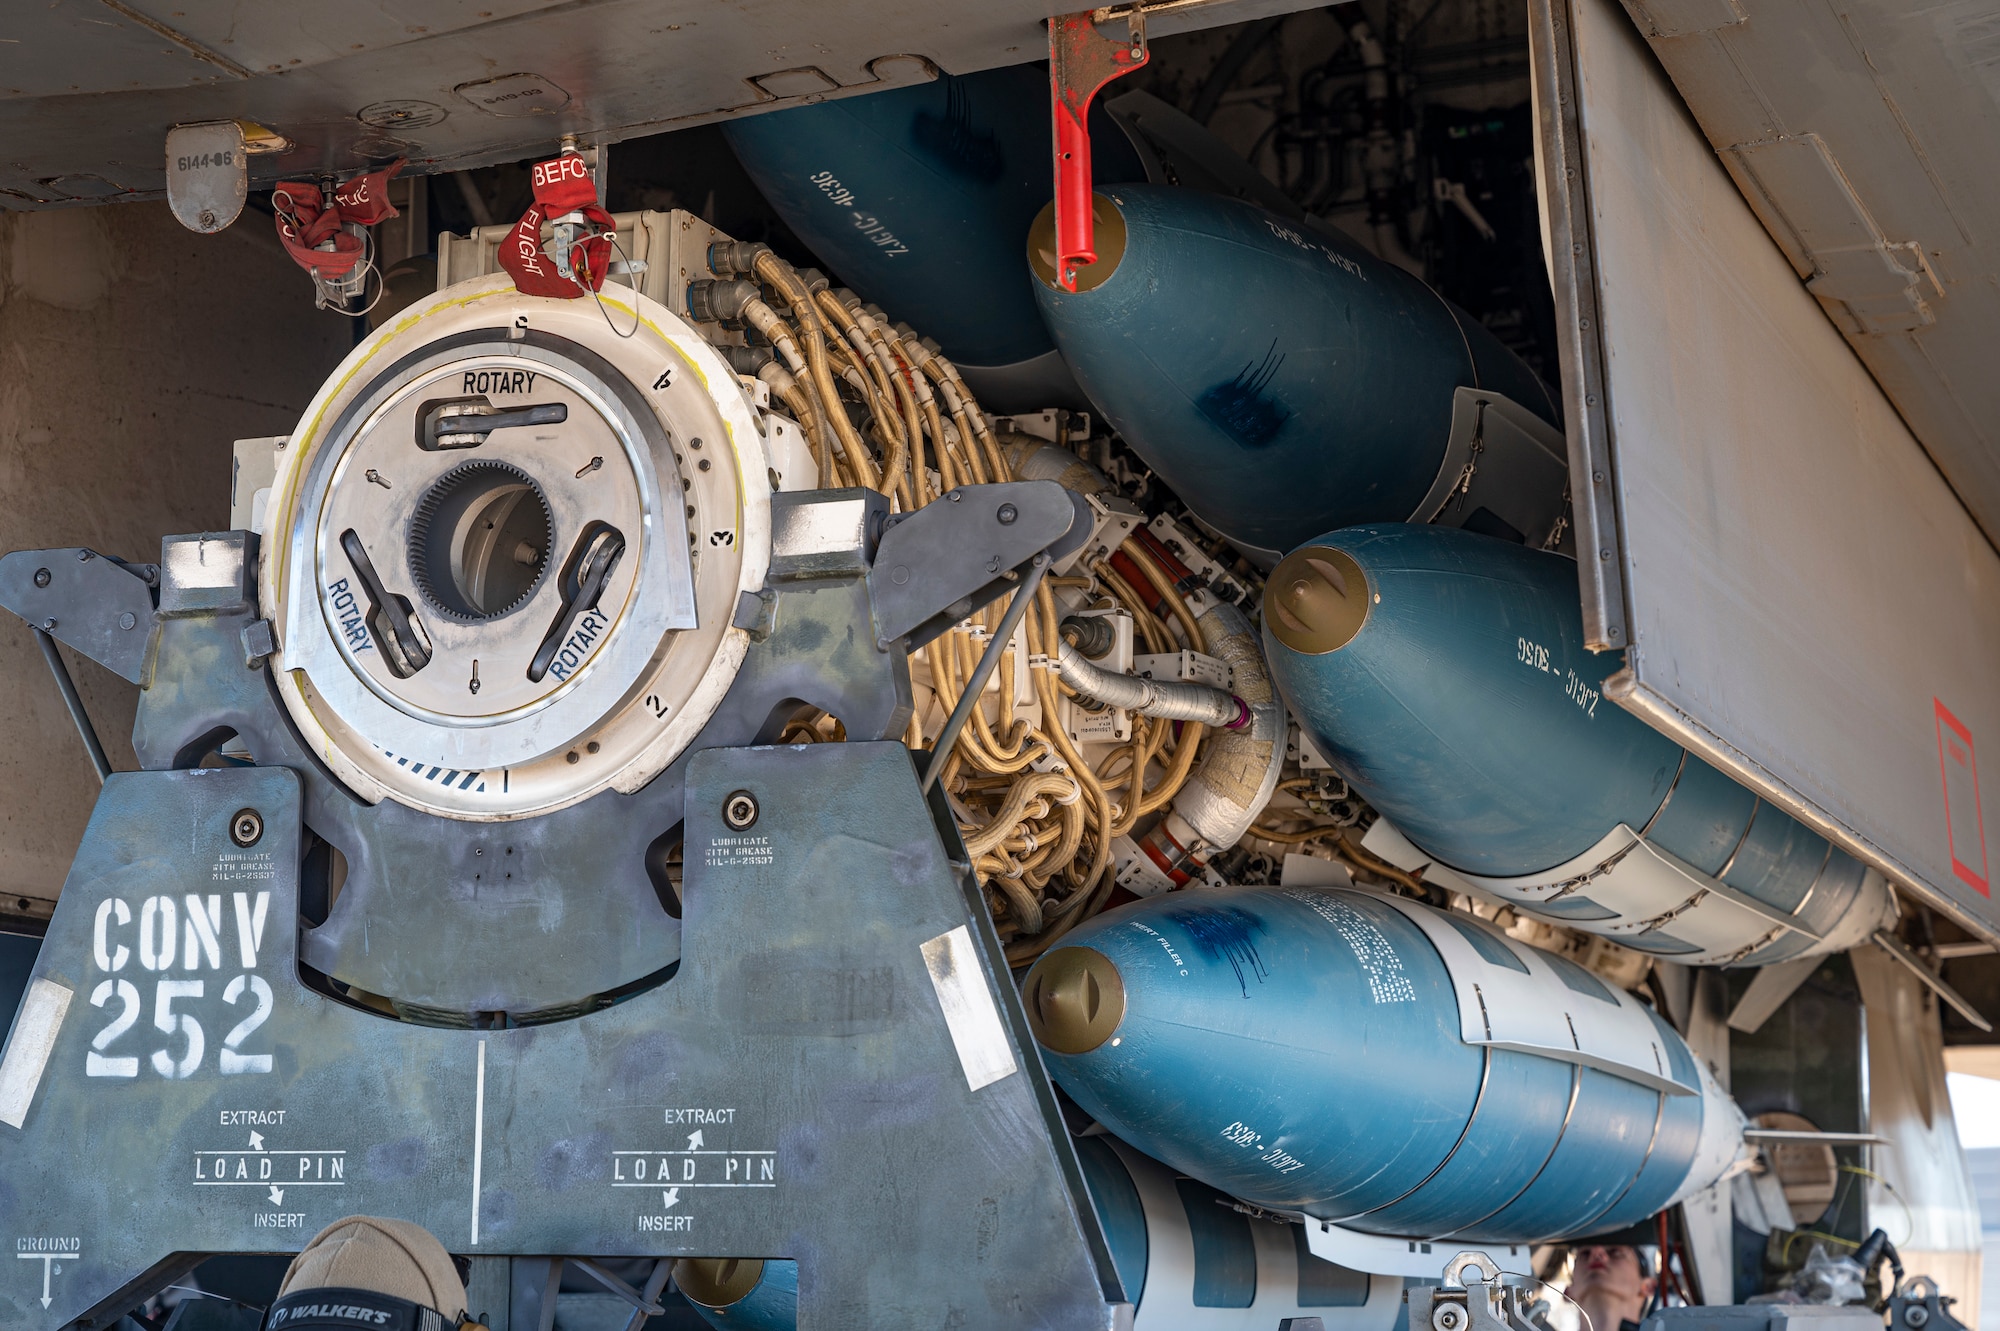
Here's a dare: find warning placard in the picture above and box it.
[1936,699,1989,897]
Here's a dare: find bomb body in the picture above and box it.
[677,1258,798,1330]
[1031,187,1564,560]
[723,65,1140,410]
[1261,524,1890,964]
[1026,886,1746,1243]
[674,1141,1402,1330]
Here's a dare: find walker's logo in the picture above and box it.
[268,1299,394,1326]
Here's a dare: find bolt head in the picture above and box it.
[229,808,264,848]
[997,503,1019,525]
[32,568,50,588]
[723,789,760,830]
[118,612,137,631]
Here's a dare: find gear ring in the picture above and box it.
[405,457,555,622]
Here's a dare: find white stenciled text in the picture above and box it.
[85,891,274,1080]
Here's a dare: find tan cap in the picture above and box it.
[279,1216,467,1318]
[673,1257,766,1309]
[1022,947,1126,1054]
[1264,545,1371,656]
[1028,193,1130,293]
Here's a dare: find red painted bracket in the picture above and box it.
[1050,7,1150,291]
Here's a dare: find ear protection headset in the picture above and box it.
[261,1287,488,1331]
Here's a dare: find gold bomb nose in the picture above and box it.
[673,1257,766,1309]
[1264,545,1371,655]
[1023,946,1126,1054]
[1028,193,1129,293]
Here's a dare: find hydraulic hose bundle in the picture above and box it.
[700,241,1009,506]
[697,245,1278,961]
[929,536,1231,963]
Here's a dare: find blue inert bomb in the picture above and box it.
[1259,524,1890,965]
[722,65,1144,412]
[1023,886,1749,1245]
[1029,188,1566,562]
[673,1142,1406,1330]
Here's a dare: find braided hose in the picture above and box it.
[1053,642,1247,728]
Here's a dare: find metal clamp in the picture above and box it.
[1419,1251,1544,1331]
[868,481,1087,649]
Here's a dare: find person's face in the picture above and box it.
[1569,1246,1653,1307]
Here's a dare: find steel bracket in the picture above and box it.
[869,481,1087,649]
[0,548,158,685]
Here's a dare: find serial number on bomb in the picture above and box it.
[1220,1120,1307,1173]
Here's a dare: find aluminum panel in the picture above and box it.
[1615,0,2000,552]
[1531,0,2000,942]
[0,2,232,99]
[0,0,1321,208]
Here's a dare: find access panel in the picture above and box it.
[1528,0,2000,943]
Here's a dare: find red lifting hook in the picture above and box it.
[1049,6,1151,291]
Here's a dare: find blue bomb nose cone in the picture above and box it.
[1026,886,1745,1245]
[1029,186,1561,559]
[1261,523,1889,966]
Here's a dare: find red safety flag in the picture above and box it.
[529,151,598,213]
[497,151,616,299]
[330,158,404,224]
[272,159,405,279]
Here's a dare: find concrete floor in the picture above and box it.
[0,201,351,924]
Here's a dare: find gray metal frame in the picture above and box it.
[0,481,1080,1018]
[0,749,1127,1329]
[1527,0,1627,651]
[1525,0,2000,945]
[0,0,1325,210]
[0,477,1121,1328]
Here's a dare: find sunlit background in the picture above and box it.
[1948,1069,1999,1329]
